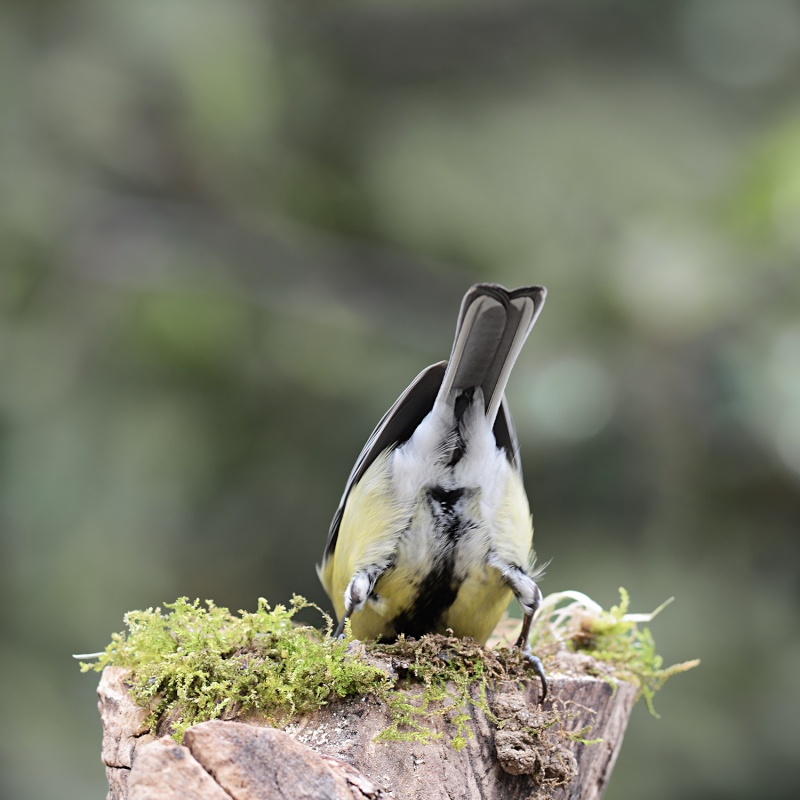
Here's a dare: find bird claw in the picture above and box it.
[515,631,548,705]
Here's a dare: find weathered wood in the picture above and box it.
[99,653,636,800]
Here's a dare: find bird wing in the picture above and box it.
[323,361,446,562]
[494,394,523,475]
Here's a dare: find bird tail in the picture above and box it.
[436,283,546,425]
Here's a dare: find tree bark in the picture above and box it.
[98,651,637,800]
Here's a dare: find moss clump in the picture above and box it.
[80,596,389,740]
[370,632,505,751]
[530,587,700,716]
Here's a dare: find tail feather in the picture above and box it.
[436,284,546,425]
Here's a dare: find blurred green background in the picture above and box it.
[2,1,799,798]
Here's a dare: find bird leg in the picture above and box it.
[332,614,349,639]
[497,560,548,704]
[333,566,383,638]
[514,610,548,704]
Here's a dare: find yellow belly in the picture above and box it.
[342,563,513,645]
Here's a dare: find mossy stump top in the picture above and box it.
[87,593,696,799]
[99,650,637,800]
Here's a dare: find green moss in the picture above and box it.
[80,588,697,744]
[530,587,700,717]
[371,633,502,751]
[80,596,390,740]
[562,724,604,746]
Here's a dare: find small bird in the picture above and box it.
[318,283,548,700]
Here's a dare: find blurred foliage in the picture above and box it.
[1,1,800,798]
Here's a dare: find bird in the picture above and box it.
[318,283,548,700]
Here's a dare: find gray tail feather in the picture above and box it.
[436,284,546,425]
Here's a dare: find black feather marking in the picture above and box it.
[454,388,475,421]
[427,486,465,538]
[387,488,472,638]
[428,486,464,512]
[390,561,459,638]
[447,388,475,466]
[492,397,519,468]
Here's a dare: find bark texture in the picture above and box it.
[98,654,637,800]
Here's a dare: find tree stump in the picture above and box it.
[97,647,637,800]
